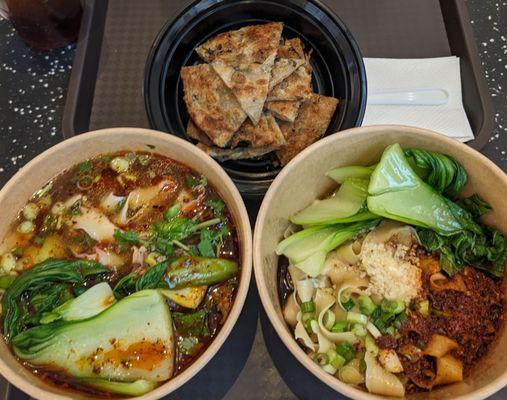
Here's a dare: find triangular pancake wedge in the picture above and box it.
[181,64,247,148]
[231,113,286,149]
[269,58,306,91]
[265,100,302,123]
[267,64,313,102]
[211,59,273,125]
[196,22,283,125]
[277,94,338,165]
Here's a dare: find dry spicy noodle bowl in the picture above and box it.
[0,151,240,397]
[276,143,506,397]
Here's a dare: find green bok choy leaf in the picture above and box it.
[277,220,380,277]
[326,165,376,184]
[290,178,377,226]
[2,258,108,341]
[39,282,115,324]
[367,144,463,235]
[12,289,174,391]
[367,144,505,277]
[404,148,467,198]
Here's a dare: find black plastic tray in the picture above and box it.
[3,0,501,399]
[62,0,494,150]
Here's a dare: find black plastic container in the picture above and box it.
[144,0,367,195]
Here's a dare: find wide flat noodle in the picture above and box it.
[265,100,301,123]
[283,293,299,328]
[317,302,358,345]
[231,113,286,149]
[362,220,417,247]
[295,311,315,351]
[364,352,405,397]
[277,94,338,165]
[181,64,247,147]
[196,22,283,125]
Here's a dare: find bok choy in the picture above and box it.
[367,144,506,276]
[290,179,377,226]
[326,166,376,184]
[39,282,115,324]
[2,258,108,340]
[12,289,174,394]
[404,148,467,198]
[276,220,380,277]
[367,144,463,235]
[78,378,158,396]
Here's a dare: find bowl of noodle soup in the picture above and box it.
[253,125,507,399]
[0,128,252,399]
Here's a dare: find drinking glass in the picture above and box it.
[0,0,82,50]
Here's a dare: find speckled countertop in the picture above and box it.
[0,1,506,400]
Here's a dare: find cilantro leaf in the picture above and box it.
[184,175,198,189]
[114,229,140,251]
[197,229,215,257]
[184,174,207,189]
[178,336,199,355]
[206,198,225,215]
[173,310,209,337]
[77,160,93,174]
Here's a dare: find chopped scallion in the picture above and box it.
[301,312,314,323]
[0,253,16,273]
[341,297,355,311]
[313,353,329,366]
[336,342,356,363]
[418,300,430,316]
[331,321,348,333]
[380,298,404,315]
[110,157,129,173]
[373,318,387,334]
[51,202,65,215]
[0,275,13,289]
[321,364,337,375]
[305,318,318,334]
[327,349,346,369]
[300,300,315,314]
[358,295,376,316]
[393,311,408,329]
[346,311,368,326]
[351,324,367,337]
[323,310,336,330]
[22,203,39,221]
[17,221,34,234]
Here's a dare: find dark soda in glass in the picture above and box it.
[3,0,82,50]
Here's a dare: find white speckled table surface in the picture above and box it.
[0,0,506,399]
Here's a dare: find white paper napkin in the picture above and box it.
[362,57,475,142]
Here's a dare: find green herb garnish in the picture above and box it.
[77,160,93,174]
[114,229,140,251]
